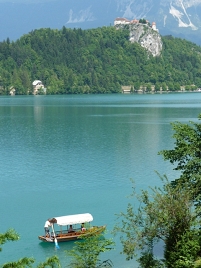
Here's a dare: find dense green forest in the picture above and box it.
[0,25,201,95]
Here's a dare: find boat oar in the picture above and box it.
[52,225,60,249]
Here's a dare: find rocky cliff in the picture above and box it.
[116,23,163,57]
[129,23,162,57]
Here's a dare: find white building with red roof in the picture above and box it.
[114,18,158,32]
[114,17,131,25]
[32,80,45,94]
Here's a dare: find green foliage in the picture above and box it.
[167,231,200,268]
[2,257,35,268]
[139,19,147,24]
[195,258,201,268]
[0,229,19,251]
[66,230,114,268]
[114,177,201,267]
[0,230,61,268]
[0,26,201,94]
[37,256,61,268]
[137,252,164,268]
[158,114,201,202]
[146,83,152,92]
[1,256,61,268]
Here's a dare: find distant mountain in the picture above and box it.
[1,0,201,45]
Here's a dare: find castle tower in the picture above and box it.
[152,22,156,31]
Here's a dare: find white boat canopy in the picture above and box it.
[49,213,93,226]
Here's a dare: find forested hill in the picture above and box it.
[0,26,201,95]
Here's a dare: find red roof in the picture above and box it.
[115,17,130,22]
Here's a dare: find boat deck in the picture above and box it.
[38,225,106,242]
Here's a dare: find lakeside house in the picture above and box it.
[32,80,46,94]
[121,85,191,93]
[9,87,16,95]
[122,86,132,93]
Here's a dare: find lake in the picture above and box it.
[1,93,201,267]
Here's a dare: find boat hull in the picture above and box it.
[38,225,106,242]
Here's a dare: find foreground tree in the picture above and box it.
[2,257,35,268]
[2,256,61,268]
[36,256,61,268]
[158,114,201,202]
[114,177,201,268]
[0,229,61,268]
[0,229,19,252]
[66,229,114,268]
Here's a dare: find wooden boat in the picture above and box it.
[38,213,106,242]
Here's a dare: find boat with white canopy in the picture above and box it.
[38,213,106,242]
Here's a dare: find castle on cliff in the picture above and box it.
[114,18,158,32]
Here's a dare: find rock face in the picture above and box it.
[116,23,163,57]
[129,23,163,57]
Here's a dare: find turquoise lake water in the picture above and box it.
[1,93,201,267]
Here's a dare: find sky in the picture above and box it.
[0,0,55,2]
[0,0,201,44]
[0,0,114,41]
